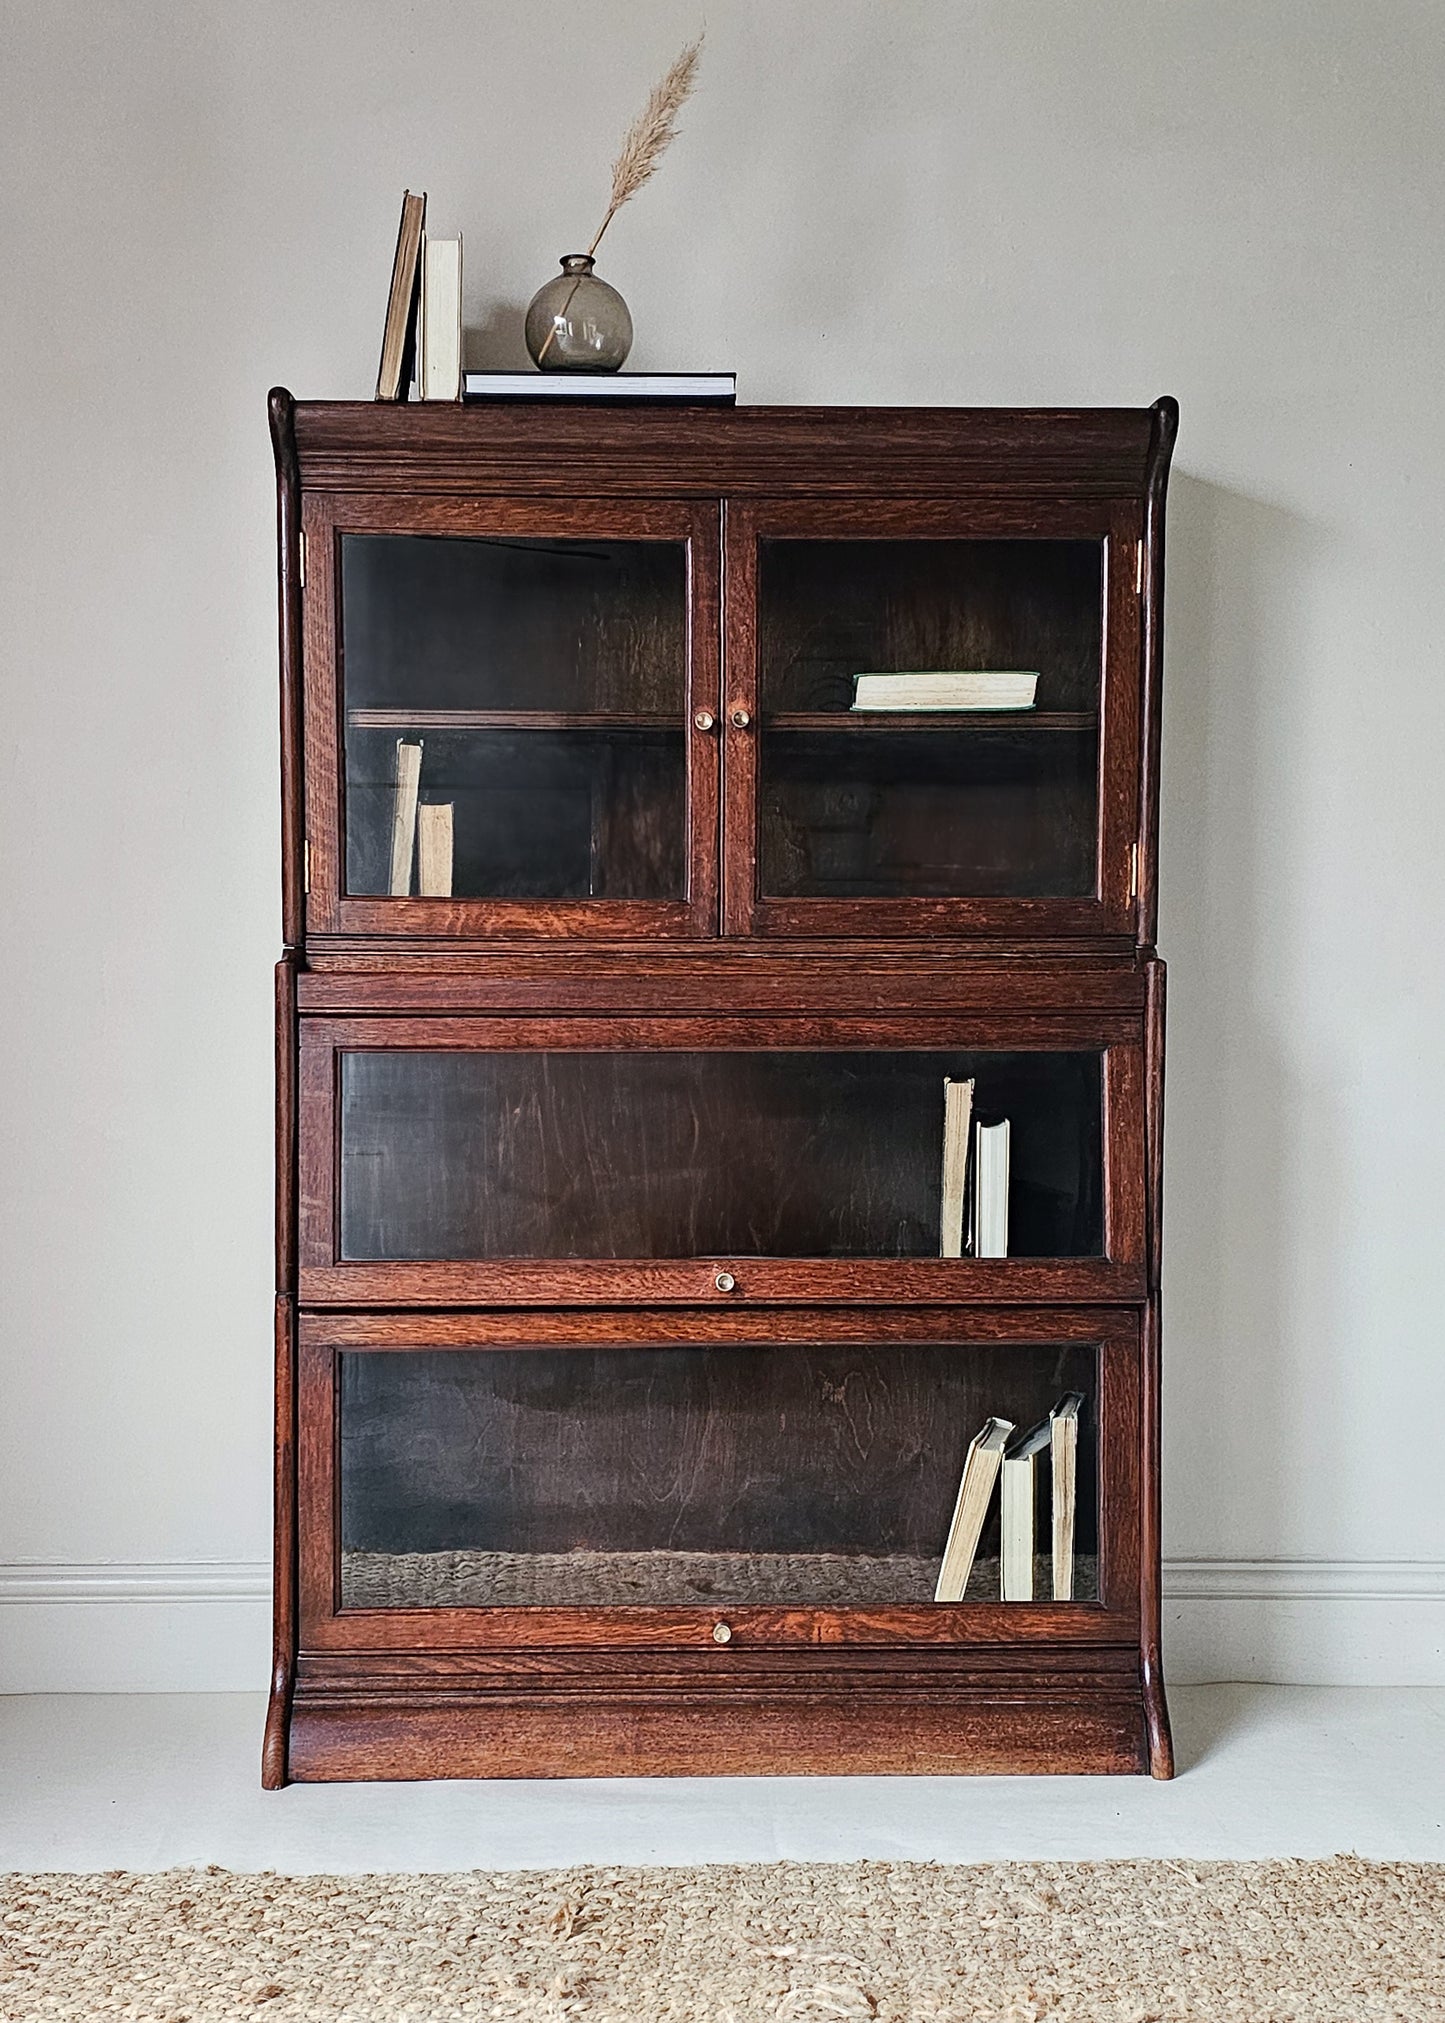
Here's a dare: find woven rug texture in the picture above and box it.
[2,1856,1442,2022]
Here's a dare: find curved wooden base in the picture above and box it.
[281,1673,1157,1782]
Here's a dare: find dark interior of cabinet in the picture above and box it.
[340,533,687,898]
[344,725,684,900]
[761,725,1098,898]
[757,538,1102,900]
[339,1048,1103,1261]
[338,1339,1099,1607]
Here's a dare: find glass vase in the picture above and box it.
[525,254,633,372]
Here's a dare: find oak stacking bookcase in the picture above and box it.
[265,391,1178,1784]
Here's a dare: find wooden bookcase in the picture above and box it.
[265,392,1177,1784]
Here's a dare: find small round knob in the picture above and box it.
[730,707,751,730]
[714,1271,736,1293]
[693,709,716,732]
[712,1621,733,1644]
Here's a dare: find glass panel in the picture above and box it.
[339,1050,1102,1260]
[339,1341,1100,1608]
[758,538,1102,901]
[341,533,688,900]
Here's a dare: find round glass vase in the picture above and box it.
[525,254,633,372]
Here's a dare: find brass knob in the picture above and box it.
[712,1621,733,1644]
[730,706,751,730]
[714,1271,736,1293]
[693,709,716,732]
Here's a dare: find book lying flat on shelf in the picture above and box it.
[418,235,462,401]
[934,1416,1013,1602]
[417,802,454,898]
[375,190,426,401]
[851,672,1039,711]
[1001,1416,1053,1601]
[939,1076,975,1258]
[389,740,423,896]
[1050,1391,1086,1601]
[463,370,736,402]
[971,1118,1010,1259]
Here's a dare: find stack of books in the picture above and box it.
[375,191,463,403]
[387,740,453,897]
[939,1076,1010,1259]
[935,1394,1086,1603]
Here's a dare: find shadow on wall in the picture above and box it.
[1160,473,1347,1688]
[466,301,533,371]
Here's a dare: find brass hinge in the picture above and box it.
[303,840,310,894]
[298,530,306,589]
[1129,842,1140,901]
[1135,542,1144,596]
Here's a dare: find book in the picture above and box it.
[1001,1416,1052,1601]
[971,1118,1010,1259]
[934,1416,1013,1602]
[375,191,426,401]
[388,740,423,895]
[418,235,462,401]
[1050,1391,1086,1601]
[417,802,454,898]
[463,370,736,402]
[939,1076,975,1257]
[851,672,1039,712]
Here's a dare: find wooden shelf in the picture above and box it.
[766,711,1098,732]
[348,708,677,731]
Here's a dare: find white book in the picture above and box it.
[1050,1391,1086,1601]
[416,801,454,897]
[851,671,1039,712]
[418,235,462,400]
[388,740,423,895]
[463,369,735,402]
[971,1118,1010,1259]
[934,1416,1013,1602]
[1001,1417,1052,1601]
[939,1076,974,1257]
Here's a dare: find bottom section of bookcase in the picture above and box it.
[277,1677,1160,1782]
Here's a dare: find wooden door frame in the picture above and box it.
[721,496,1143,940]
[295,1304,1142,1657]
[301,493,722,941]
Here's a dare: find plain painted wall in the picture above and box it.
[2,1,1442,1672]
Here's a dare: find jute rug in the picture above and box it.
[2,1857,1442,2021]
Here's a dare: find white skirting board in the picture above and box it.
[1,1561,1442,1694]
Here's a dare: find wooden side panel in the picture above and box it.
[268,391,305,949]
[262,1294,296,1790]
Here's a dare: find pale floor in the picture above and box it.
[1,1687,1442,1872]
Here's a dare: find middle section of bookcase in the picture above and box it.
[295,1003,1146,1309]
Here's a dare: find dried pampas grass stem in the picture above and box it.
[536,35,703,363]
[587,35,703,258]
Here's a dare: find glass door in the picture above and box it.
[722,500,1142,937]
[297,1013,1146,1307]
[296,1307,1142,1652]
[303,497,720,937]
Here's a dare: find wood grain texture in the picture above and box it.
[294,955,1150,1016]
[268,390,305,949]
[285,1686,1148,1779]
[1141,955,1173,1776]
[262,1295,296,1790]
[1137,397,1179,952]
[274,958,297,1296]
[289,402,1159,500]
